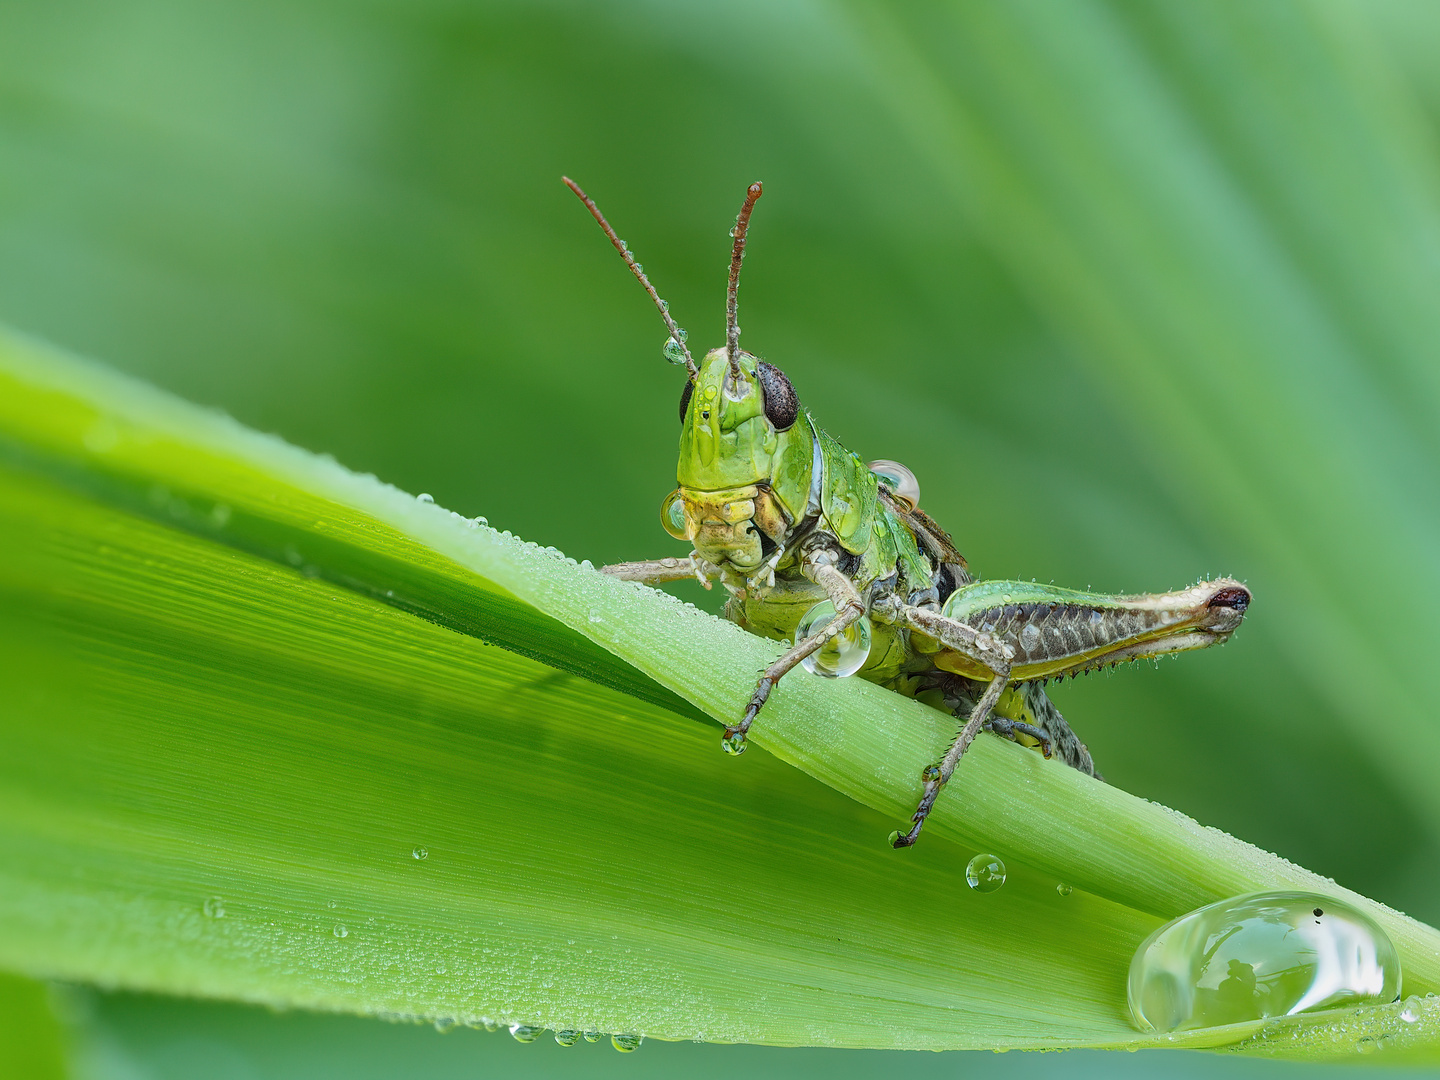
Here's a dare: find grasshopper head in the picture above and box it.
[670,349,803,573]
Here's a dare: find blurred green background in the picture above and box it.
[5,0,1440,1075]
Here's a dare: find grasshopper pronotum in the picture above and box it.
[566,178,1251,848]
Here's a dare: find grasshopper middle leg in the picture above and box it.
[722,561,866,754]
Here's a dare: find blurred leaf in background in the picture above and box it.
[4,0,1440,1075]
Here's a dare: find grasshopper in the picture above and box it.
[565,178,1251,847]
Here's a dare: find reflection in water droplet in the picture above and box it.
[1057,883,1073,897]
[412,847,428,861]
[887,830,902,848]
[1127,891,1401,1033]
[555,1030,581,1046]
[965,854,1006,893]
[721,731,747,756]
[583,1031,603,1043]
[1401,999,1421,1023]
[612,1033,643,1052]
[333,924,348,938]
[797,601,871,678]
[509,1023,542,1043]
[203,897,225,919]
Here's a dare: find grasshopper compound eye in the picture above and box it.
[678,379,695,425]
[757,361,798,430]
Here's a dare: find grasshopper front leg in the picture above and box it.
[601,556,701,584]
[721,557,867,755]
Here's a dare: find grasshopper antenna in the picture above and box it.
[562,176,697,381]
[726,181,763,382]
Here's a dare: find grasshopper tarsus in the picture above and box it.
[568,179,1251,850]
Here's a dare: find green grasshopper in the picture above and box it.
[565,177,1251,847]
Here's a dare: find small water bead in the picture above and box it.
[1057,883,1074,897]
[1401,999,1422,1023]
[416,493,434,504]
[203,897,225,919]
[583,1031,603,1043]
[333,924,348,938]
[327,899,338,909]
[796,601,872,678]
[965,854,1007,893]
[509,1023,542,1043]
[555,1030,581,1046]
[1356,1036,1377,1055]
[1127,891,1401,1033]
[612,1033,643,1053]
[412,846,429,861]
[660,490,690,541]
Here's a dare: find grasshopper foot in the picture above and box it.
[984,717,1053,759]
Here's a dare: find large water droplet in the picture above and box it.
[797,602,872,678]
[554,1029,580,1046]
[509,1023,542,1043]
[583,1031,603,1043]
[965,854,1006,893]
[1127,891,1401,1033]
[1057,883,1074,897]
[612,1033,643,1053]
[866,459,920,509]
[663,330,689,365]
[660,490,690,541]
[203,896,225,919]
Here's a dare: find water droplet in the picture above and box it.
[588,613,604,624]
[412,846,428,860]
[202,896,225,919]
[1127,891,1401,1033]
[663,330,689,365]
[612,1033,643,1053]
[1356,1036,1377,1054]
[1001,593,1012,604]
[416,493,434,504]
[887,830,904,848]
[660,490,690,541]
[326,900,337,909]
[797,602,872,678]
[1401,998,1421,1023]
[920,764,942,784]
[721,731,747,755]
[866,460,920,509]
[583,1031,603,1043]
[555,1030,581,1046]
[1057,883,1074,897]
[509,1023,542,1043]
[965,854,1006,893]
[333,924,348,938]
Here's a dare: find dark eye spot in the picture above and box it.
[678,380,694,425]
[757,361,799,430]
[701,409,710,420]
[1314,907,1323,917]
